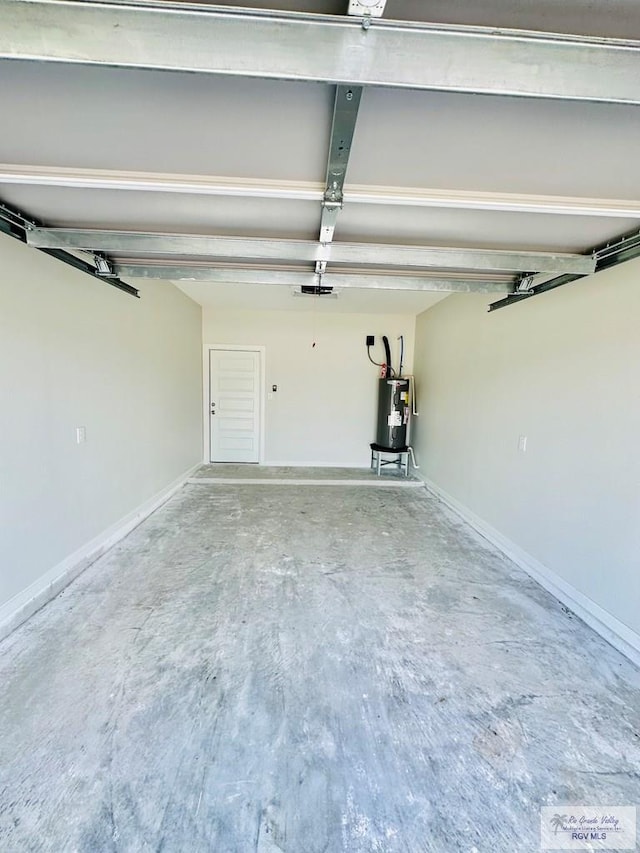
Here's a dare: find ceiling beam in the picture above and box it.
[114,265,513,293]
[4,165,640,219]
[27,229,596,275]
[2,2,640,104]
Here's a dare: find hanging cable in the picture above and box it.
[366,345,384,368]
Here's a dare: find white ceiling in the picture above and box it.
[0,184,323,240]
[1,1,640,315]
[4,62,640,201]
[174,280,448,314]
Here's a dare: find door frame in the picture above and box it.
[202,344,266,464]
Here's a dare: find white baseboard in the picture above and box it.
[0,463,201,643]
[420,475,640,669]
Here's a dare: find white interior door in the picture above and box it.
[209,348,261,463]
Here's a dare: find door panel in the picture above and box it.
[209,348,261,463]
[218,377,256,392]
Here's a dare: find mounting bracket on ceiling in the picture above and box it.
[515,274,536,294]
[297,285,336,297]
[0,199,138,297]
[298,259,335,296]
[488,235,639,312]
[292,260,335,296]
[319,85,362,246]
[94,254,118,278]
[320,199,342,244]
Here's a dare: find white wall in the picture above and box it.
[203,308,415,466]
[0,233,202,619]
[412,259,640,641]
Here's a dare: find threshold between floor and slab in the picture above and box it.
[189,464,423,487]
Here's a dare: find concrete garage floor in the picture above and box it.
[1,480,639,852]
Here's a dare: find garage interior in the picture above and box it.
[1,1,640,850]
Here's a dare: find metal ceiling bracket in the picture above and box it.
[488,227,640,312]
[0,199,138,297]
[319,85,363,246]
[94,254,118,278]
[324,86,362,208]
[488,273,579,311]
[515,274,536,294]
[320,201,342,244]
[309,261,333,294]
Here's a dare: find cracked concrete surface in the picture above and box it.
[0,481,639,852]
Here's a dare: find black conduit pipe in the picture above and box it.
[382,335,392,378]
